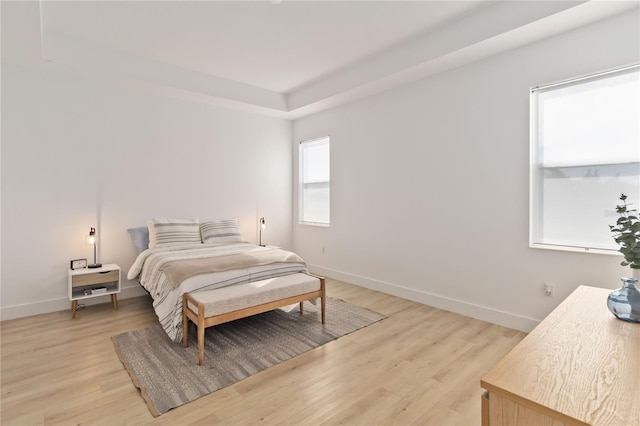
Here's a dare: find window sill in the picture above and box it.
[299,221,330,228]
[529,243,619,256]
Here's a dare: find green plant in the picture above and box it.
[609,193,640,269]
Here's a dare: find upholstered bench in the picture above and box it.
[182,273,326,365]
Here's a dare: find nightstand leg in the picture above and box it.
[71,300,78,318]
[111,294,118,310]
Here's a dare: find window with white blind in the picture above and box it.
[530,64,640,252]
[299,137,330,226]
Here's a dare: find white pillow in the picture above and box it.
[200,219,243,245]
[148,218,201,248]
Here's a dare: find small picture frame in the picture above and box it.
[70,258,88,270]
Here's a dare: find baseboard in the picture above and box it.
[0,285,148,321]
[3,270,540,331]
[308,264,539,333]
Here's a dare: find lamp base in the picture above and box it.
[88,263,103,269]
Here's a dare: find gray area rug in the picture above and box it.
[112,297,385,416]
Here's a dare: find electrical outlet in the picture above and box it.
[544,283,554,297]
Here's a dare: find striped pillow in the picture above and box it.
[148,218,201,249]
[200,219,243,245]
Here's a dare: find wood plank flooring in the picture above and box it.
[1,279,526,425]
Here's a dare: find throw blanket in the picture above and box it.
[159,250,305,290]
[128,243,307,342]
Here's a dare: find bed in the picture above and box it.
[126,218,309,342]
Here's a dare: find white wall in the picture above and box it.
[1,63,292,320]
[292,10,640,331]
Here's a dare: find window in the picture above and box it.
[299,136,330,226]
[530,64,640,252]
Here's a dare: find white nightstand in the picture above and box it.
[68,263,121,318]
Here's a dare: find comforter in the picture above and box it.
[127,243,307,342]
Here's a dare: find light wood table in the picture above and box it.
[481,285,639,426]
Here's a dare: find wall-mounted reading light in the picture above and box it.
[259,217,266,247]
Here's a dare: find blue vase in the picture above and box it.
[607,277,640,323]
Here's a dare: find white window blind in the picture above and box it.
[299,137,330,226]
[530,64,640,252]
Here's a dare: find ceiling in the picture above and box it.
[2,1,638,119]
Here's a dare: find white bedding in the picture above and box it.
[127,242,307,342]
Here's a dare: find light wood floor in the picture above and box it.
[1,279,526,425]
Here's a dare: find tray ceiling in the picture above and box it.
[2,1,637,119]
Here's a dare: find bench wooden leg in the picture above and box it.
[197,326,204,365]
[299,301,304,314]
[182,294,189,348]
[321,277,326,324]
[198,304,205,365]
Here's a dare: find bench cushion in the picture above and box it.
[187,273,321,317]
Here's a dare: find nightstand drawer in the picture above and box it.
[72,270,119,287]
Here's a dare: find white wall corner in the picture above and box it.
[308,264,540,333]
